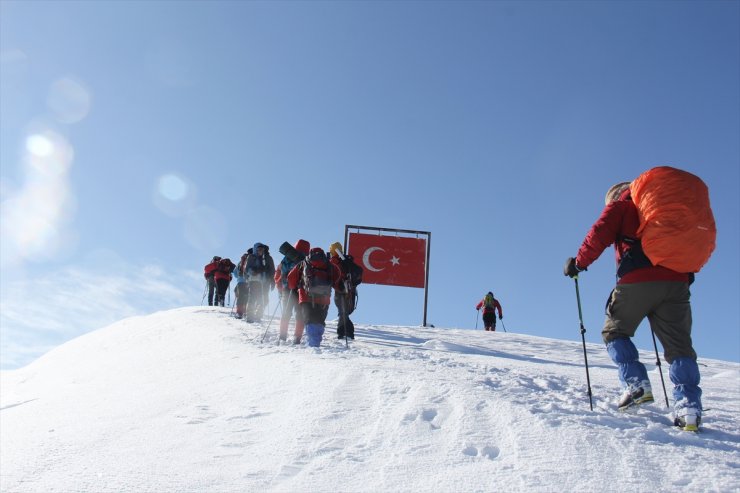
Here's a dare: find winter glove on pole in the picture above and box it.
[564,257,586,278]
[573,276,594,411]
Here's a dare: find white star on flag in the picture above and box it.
[390,256,400,266]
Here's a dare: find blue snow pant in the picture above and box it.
[302,303,329,348]
[602,281,702,413]
[306,324,325,347]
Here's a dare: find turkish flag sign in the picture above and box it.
[348,233,427,288]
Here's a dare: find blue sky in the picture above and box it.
[1,0,738,369]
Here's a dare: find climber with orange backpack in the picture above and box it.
[564,166,715,431]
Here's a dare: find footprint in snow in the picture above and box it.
[463,445,500,460]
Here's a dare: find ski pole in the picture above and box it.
[475,310,480,329]
[261,298,282,343]
[650,328,670,408]
[573,277,594,411]
[201,281,208,305]
[500,319,508,333]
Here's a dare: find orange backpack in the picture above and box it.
[630,166,716,273]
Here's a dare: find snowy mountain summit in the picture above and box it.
[2,306,738,492]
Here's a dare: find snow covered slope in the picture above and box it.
[1,306,738,492]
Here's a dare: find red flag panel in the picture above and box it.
[348,233,426,288]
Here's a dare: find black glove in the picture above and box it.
[564,257,585,278]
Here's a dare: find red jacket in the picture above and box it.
[476,298,502,317]
[287,256,342,306]
[576,190,689,284]
[204,261,219,280]
[213,259,234,283]
[275,239,311,292]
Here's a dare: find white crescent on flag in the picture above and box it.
[362,247,385,272]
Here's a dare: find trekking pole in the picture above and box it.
[500,319,507,333]
[230,286,237,316]
[334,250,351,348]
[201,281,208,305]
[650,328,670,408]
[266,287,270,323]
[342,293,350,349]
[261,298,282,343]
[573,277,594,411]
[262,277,269,321]
[475,310,480,330]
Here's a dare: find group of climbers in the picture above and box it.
[205,240,362,348]
[199,165,713,433]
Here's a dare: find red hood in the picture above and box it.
[295,239,310,256]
